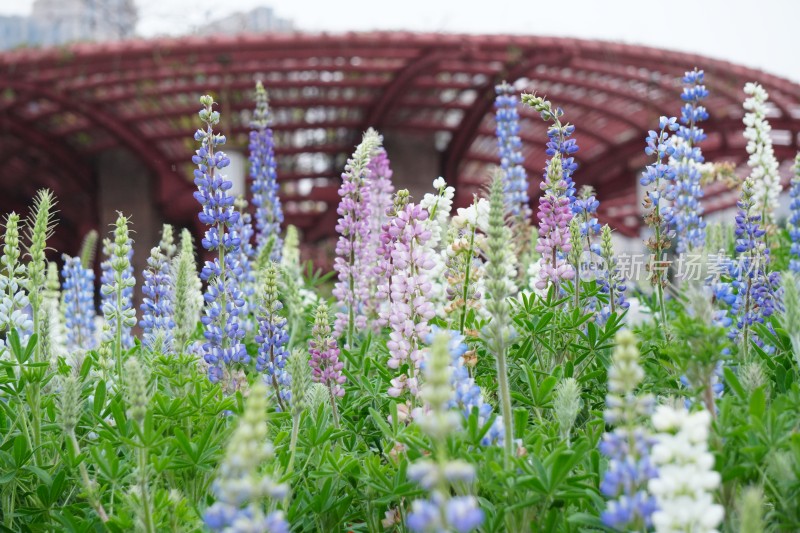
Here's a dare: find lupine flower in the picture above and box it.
[522,93,579,206]
[743,82,781,227]
[419,177,455,312]
[374,189,409,330]
[599,330,657,530]
[483,174,517,463]
[495,82,531,221]
[42,262,66,362]
[573,185,601,255]
[204,383,290,533]
[24,189,56,357]
[332,129,381,346]
[383,200,436,398]
[193,95,248,385]
[232,198,257,308]
[61,255,96,351]
[256,262,290,410]
[788,153,800,272]
[445,197,488,333]
[0,213,32,355]
[648,406,724,533]
[308,303,346,398]
[249,81,284,257]
[641,116,679,286]
[534,155,575,291]
[554,378,582,447]
[669,69,709,253]
[364,146,395,325]
[171,229,202,351]
[443,330,504,446]
[779,271,800,370]
[598,225,629,323]
[140,244,174,352]
[719,178,781,352]
[407,333,484,533]
[100,215,136,356]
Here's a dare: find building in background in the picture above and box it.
[198,6,294,35]
[0,0,138,50]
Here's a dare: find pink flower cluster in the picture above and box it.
[535,157,575,290]
[381,203,437,397]
[309,316,346,398]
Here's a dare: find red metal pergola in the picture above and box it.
[1,31,800,254]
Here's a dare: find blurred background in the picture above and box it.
[1,0,799,278]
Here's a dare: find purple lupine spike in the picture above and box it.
[494,82,530,219]
[332,129,381,347]
[249,81,283,258]
[193,95,247,386]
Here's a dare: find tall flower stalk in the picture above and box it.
[332,129,381,347]
[171,229,202,351]
[598,225,629,322]
[249,81,284,257]
[495,82,531,256]
[641,116,679,328]
[788,153,800,273]
[140,243,174,352]
[100,214,136,378]
[533,155,575,293]
[0,213,32,356]
[256,262,290,410]
[308,302,345,427]
[743,82,781,232]
[648,406,724,532]
[193,95,247,385]
[61,255,96,351]
[599,330,657,530]
[407,333,484,533]
[483,174,516,466]
[669,69,709,254]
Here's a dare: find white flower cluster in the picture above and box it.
[648,406,724,533]
[743,82,781,224]
[422,177,456,313]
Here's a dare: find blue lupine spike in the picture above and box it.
[494,82,530,219]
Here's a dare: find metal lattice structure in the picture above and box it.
[2,32,800,253]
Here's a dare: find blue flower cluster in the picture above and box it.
[61,255,96,350]
[256,263,291,410]
[542,108,578,205]
[407,492,484,533]
[494,82,530,219]
[443,331,504,446]
[789,155,800,273]
[669,69,709,253]
[99,221,135,350]
[249,81,284,258]
[599,428,658,528]
[719,179,781,343]
[139,246,174,351]
[598,226,629,323]
[193,95,247,384]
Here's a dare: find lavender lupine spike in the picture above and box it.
[139,245,174,352]
[534,155,575,292]
[61,255,96,351]
[788,153,800,273]
[669,69,709,254]
[384,201,436,400]
[743,82,781,228]
[249,81,283,257]
[374,189,409,330]
[599,330,657,530]
[522,93,579,206]
[0,213,33,355]
[193,95,248,385]
[641,116,679,328]
[495,82,531,221]
[232,198,257,311]
[332,128,381,346]
[364,146,394,323]
[308,302,346,426]
[256,262,290,410]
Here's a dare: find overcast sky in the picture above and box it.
[5,0,799,82]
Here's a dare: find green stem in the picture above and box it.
[69,432,109,522]
[495,341,514,468]
[286,415,301,474]
[328,385,341,430]
[137,444,155,533]
[459,228,476,335]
